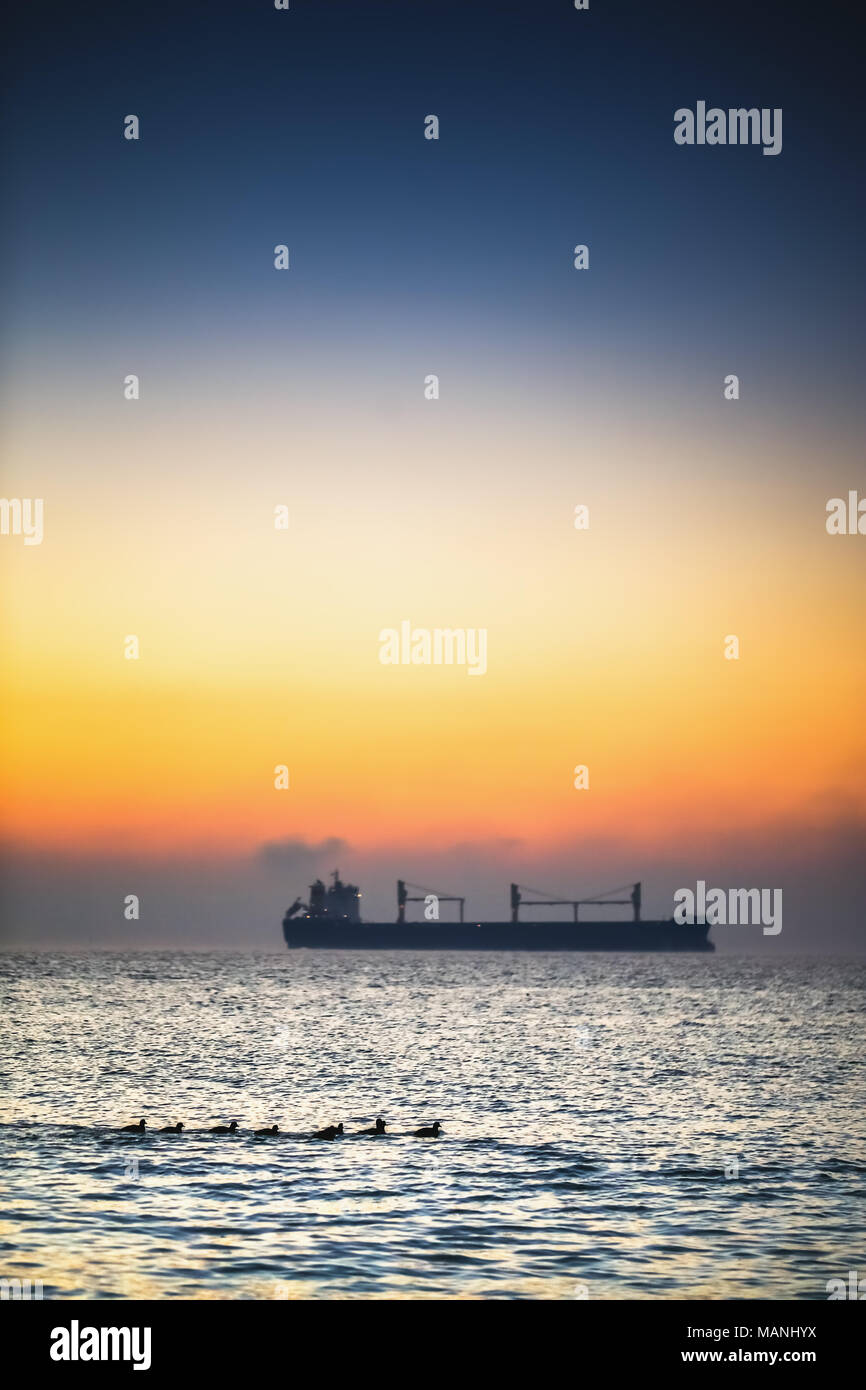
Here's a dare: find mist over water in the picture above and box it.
[1,951,864,1299]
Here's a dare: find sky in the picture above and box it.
[1,0,864,949]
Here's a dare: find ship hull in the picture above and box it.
[282,920,713,951]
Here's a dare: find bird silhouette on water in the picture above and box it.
[313,1123,344,1140]
[358,1118,386,1135]
[114,1116,441,1141]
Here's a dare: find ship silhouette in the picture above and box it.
[283,871,714,952]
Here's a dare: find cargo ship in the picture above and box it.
[282,871,714,951]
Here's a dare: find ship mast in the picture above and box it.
[396,880,465,923]
[510,882,641,923]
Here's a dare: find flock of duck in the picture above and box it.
[118,1118,441,1140]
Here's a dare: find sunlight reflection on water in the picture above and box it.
[1,950,863,1299]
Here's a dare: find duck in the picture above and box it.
[413,1122,441,1138]
[120,1119,146,1132]
[159,1122,183,1133]
[209,1120,239,1134]
[313,1123,344,1140]
[357,1118,386,1135]
[254,1125,279,1136]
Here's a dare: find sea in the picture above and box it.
[1,950,864,1300]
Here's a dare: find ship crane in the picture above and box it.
[510,882,642,924]
[397,879,465,924]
